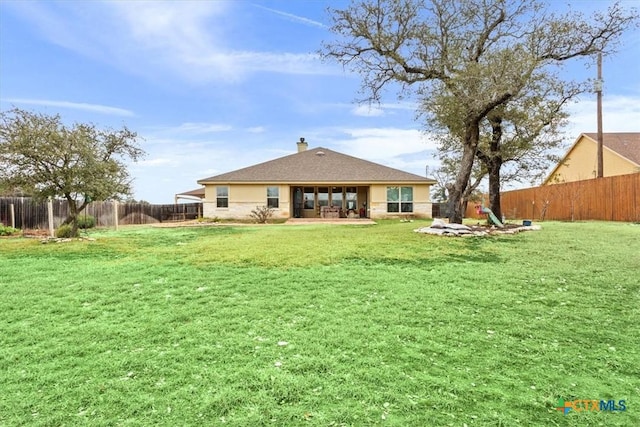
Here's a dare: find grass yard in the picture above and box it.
[1,220,639,426]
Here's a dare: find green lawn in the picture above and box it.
[1,221,638,426]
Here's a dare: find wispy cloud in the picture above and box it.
[4,98,135,116]
[351,105,385,117]
[137,158,176,167]
[350,101,419,117]
[173,122,233,133]
[566,94,640,134]
[330,127,437,161]
[5,1,336,84]
[252,4,327,29]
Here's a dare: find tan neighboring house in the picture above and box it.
[174,187,205,204]
[195,139,436,220]
[544,132,640,184]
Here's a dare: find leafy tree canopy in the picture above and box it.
[0,108,144,234]
[322,0,638,223]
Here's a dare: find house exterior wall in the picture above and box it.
[546,137,638,184]
[203,184,290,219]
[368,184,432,219]
[203,183,432,219]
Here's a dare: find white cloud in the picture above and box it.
[173,122,233,133]
[246,126,266,133]
[349,101,419,117]
[565,94,640,134]
[4,98,134,117]
[307,127,437,177]
[6,1,336,84]
[351,105,385,117]
[334,127,438,159]
[139,123,233,147]
[138,158,176,167]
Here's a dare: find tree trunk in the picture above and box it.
[63,196,81,237]
[487,159,502,220]
[448,143,477,224]
[448,121,480,224]
[69,199,79,237]
[476,115,503,221]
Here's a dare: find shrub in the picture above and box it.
[0,225,20,236]
[56,224,77,238]
[250,205,274,224]
[77,215,96,229]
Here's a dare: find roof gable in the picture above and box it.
[198,147,434,184]
[544,132,640,183]
[583,132,640,165]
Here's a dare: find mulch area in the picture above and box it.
[16,229,51,238]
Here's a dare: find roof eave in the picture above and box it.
[197,179,436,185]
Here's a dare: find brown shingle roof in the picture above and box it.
[176,187,205,198]
[584,132,640,165]
[197,147,435,184]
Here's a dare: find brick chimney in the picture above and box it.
[297,137,308,152]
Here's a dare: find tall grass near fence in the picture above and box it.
[0,198,202,229]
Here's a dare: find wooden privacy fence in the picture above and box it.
[499,173,640,222]
[0,198,202,230]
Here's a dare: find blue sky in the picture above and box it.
[1,0,638,203]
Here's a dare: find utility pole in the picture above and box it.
[596,52,604,178]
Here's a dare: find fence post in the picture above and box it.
[10,203,15,229]
[21,196,25,230]
[114,200,119,231]
[48,198,54,237]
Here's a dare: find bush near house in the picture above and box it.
[250,205,274,223]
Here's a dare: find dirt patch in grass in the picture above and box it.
[20,229,50,238]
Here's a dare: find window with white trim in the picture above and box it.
[267,186,279,208]
[387,186,413,213]
[216,186,228,208]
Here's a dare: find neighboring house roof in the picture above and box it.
[544,132,640,184]
[174,187,205,203]
[176,187,205,198]
[197,147,435,184]
[583,132,640,166]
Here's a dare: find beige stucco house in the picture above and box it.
[193,140,435,220]
[544,132,640,184]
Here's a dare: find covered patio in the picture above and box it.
[290,185,370,219]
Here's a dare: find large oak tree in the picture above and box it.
[0,108,144,235]
[322,0,636,223]
[429,72,584,220]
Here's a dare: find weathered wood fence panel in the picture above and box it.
[499,173,640,222]
[0,198,202,229]
[0,197,67,229]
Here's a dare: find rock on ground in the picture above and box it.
[415,222,541,236]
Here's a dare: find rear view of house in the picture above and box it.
[196,139,435,220]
